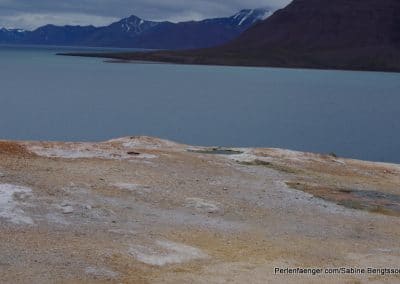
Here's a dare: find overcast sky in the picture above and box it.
[0,0,291,30]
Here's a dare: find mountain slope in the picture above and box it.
[117,9,273,49]
[220,0,400,70]
[76,0,400,72]
[0,8,273,49]
[22,25,98,45]
[0,28,27,43]
[81,15,161,47]
[226,0,400,50]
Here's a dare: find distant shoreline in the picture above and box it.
[57,51,400,73]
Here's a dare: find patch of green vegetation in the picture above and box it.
[369,206,399,217]
[338,188,352,194]
[286,181,400,217]
[337,200,366,210]
[328,152,338,158]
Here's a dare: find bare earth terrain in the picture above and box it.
[0,136,399,283]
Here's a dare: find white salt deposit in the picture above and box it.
[109,229,137,235]
[129,240,207,266]
[28,145,120,159]
[28,144,157,160]
[0,184,33,225]
[45,213,70,225]
[85,266,119,279]
[109,136,179,149]
[185,198,221,214]
[122,140,145,148]
[332,159,346,165]
[227,148,317,164]
[228,150,261,163]
[133,153,158,159]
[112,183,150,192]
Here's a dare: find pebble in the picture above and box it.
[62,206,74,214]
[61,201,71,207]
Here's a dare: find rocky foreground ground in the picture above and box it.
[0,136,399,283]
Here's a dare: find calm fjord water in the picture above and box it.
[1,45,399,163]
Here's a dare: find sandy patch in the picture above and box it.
[129,240,208,266]
[0,141,34,156]
[185,198,221,214]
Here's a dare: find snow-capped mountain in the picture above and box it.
[0,28,26,33]
[0,8,274,49]
[0,28,27,43]
[114,15,159,34]
[114,8,274,49]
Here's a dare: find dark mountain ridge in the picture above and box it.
[0,8,272,49]
[0,28,27,43]
[70,0,400,72]
[23,25,97,46]
[227,0,400,50]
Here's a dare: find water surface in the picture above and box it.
[1,45,399,163]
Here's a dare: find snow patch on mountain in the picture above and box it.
[232,8,274,26]
[118,16,159,34]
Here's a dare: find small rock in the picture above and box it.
[332,159,346,165]
[84,205,92,210]
[61,201,71,207]
[62,206,74,214]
